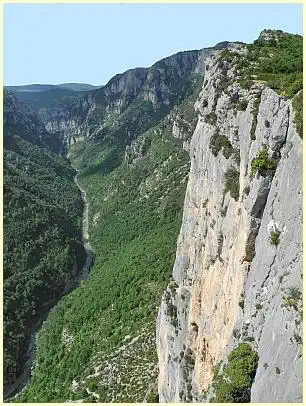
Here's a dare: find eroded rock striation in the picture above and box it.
[157,44,302,403]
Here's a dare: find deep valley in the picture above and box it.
[3,29,303,403]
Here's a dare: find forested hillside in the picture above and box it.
[15,56,203,402]
[3,92,86,396]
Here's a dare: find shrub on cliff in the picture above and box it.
[270,230,281,246]
[224,167,240,201]
[210,131,234,158]
[292,90,303,138]
[147,390,159,403]
[213,343,259,403]
[237,99,248,111]
[250,95,261,140]
[251,148,277,176]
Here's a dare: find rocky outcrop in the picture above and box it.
[35,44,235,147]
[157,48,302,402]
[37,93,96,146]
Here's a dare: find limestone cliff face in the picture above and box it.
[157,49,302,402]
[37,94,96,147]
[36,45,230,147]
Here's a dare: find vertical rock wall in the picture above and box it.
[157,51,302,402]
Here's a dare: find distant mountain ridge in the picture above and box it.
[5,41,230,116]
[4,83,102,111]
[29,42,236,147]
[5,83,101,92]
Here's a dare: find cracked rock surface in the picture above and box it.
[157,51,302,403]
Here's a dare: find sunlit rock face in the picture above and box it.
[157,48,302,403]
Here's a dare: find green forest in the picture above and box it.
[4,134,85,391]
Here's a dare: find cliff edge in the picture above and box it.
[157,35,302,403]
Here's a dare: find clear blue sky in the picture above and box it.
[4,3,303,86]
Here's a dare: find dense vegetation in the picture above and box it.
[4,133,85,393]
[251,148,278,177]
[15,73,201,402]
[224,167,240,201]
[221,30,303,138]
[292,90,303,138]
[233,31,303,97]
[210,344,259,403]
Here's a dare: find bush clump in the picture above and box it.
[282,286,302,311]
[87,381,98,392]
[236,32,302,98]
[220,49,240,63]
[292,90,303,138]
[237,99,248,111]
[147,390,159,402]
[251,148,277,176]
[213,343,259,403]
[224,167,240,201]
[270,230,280,246]
[240,79,254,90]
[210,131,235,159]
[205,111,217,125]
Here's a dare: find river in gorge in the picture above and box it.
[5,168,94,401]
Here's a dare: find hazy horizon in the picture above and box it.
[4,3,303,87]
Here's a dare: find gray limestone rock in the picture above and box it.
[157,49,302,403]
